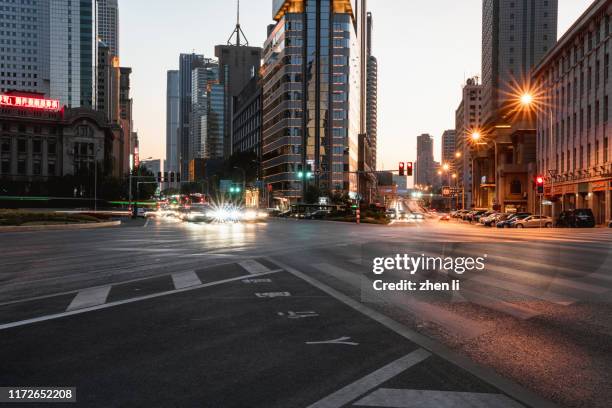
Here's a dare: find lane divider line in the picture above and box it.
[66,286,111,312]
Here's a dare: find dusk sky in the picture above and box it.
[120,0,593,168]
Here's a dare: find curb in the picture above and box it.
[0,220,121,233]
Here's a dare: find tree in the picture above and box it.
[131,165,157,200]
[304,185,321,204]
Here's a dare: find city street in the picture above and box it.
[1,218,611,407]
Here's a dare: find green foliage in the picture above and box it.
[0,210,103,226]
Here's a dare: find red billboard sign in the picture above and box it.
[0,94,61,111]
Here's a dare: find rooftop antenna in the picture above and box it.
[227,0,249,46]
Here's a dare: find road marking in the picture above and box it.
[353,388,524,408]
[255,292,291,298]
[171,271,202,289]
[144,218,150,228]
[307,349,431,408]
[267,258,558,408]
[239,259,272,274]
[66,286,111,311]
[312,263,488,339]
[459,288,541,320]
[278,311,319,319]
[306,336,358,346]
[0,269,283,332]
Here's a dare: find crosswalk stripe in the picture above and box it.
[483,263,609,294]
[312,263,489,339]
[67,286,111,311]
[458,288,540,320]
[307,349,431,408]
[469,274,576,306]
[238,260,271,274]
[353,388,524,408]
[171,271,202,289]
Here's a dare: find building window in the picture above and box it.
[17,158,26,175]
[510,179,522,195]
[0,137,9,152]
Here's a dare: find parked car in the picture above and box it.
[477,211,497,224]
[305,210,330,220]
[480,212,500,226]
[514,215,553,228]
[467,210,488,223]
[487,213,510,227]
[556,209,596,228]
[496,212,531,228]
[503,213,532,228]
[439,213,451,221]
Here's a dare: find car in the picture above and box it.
[556,209,596,228]
[487,212,511,227]
[479,212,498,226]
[503,213,532,228]
[514,215,553,228]
[305,210,330,220]
[439,213,451,221]
[385,209,398,219]
[477,211,497,224]
[496,212,531,228]
[467,210,487,223]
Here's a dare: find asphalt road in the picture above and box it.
[0,217,611,407]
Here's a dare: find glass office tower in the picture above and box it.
[263,0,362,202]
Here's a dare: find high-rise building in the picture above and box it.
[481,0,558,123]
[119,67,133,174]
[178,53,205,179]
[232,76,263,157]
[191,58,225,161]
[214,45,261,159]
[366,11,378,172]
[97,41,121,124]
[478,0,558,212]
[50,0,95,108]
[455,77,482,209]
[0,1,95,108]
[96,0,119,57]
[262,0,367,203]
[0,0,50,96]
[533,0,611,225]
[441,130,456,166]
[415,134,435,187]
[165,70,180,179]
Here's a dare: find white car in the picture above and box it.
[514,215,553,228]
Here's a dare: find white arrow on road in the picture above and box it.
[306,336,359,346]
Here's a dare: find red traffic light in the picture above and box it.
[536,176,544,185]
[399,162,405,176]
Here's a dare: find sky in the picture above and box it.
[120,0,594,168]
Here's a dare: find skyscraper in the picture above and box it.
[262,0,366,202]
[96,0,119,57]
[455,77,482,209]
[0,0,95,108]
[178,53,205,179]
[366,11,378,172]
[415,134,435,187]
[441,130,456,165]
[481,0,558,122]
[166,70,180,179]
[191,59,225,161]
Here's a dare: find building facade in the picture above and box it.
[415,133,435,187]
[481,0,558,123]
[190,58,225,161]
[215,44,262,159]
[441,129,456,165]
[232,76,262,158]
[0,92,123,196]
[455,77,482,209]
[533,0,611,225]
[165,70,180,180]
[262,0,365,204]
[178,53,205,180]
[477,0,558,212]
[0,0,95,108]
[366,12,378,172]
[96,0,119,57]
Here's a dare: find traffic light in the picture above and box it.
[164,172,168,183]
[536,175,545,194]
[176,172,181,183]
[399,162,405,176]
[305,164,313,179]
[157,172,162,182]
[229,186,241,194]
[406,162,413,176]
[170,172,175,183]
